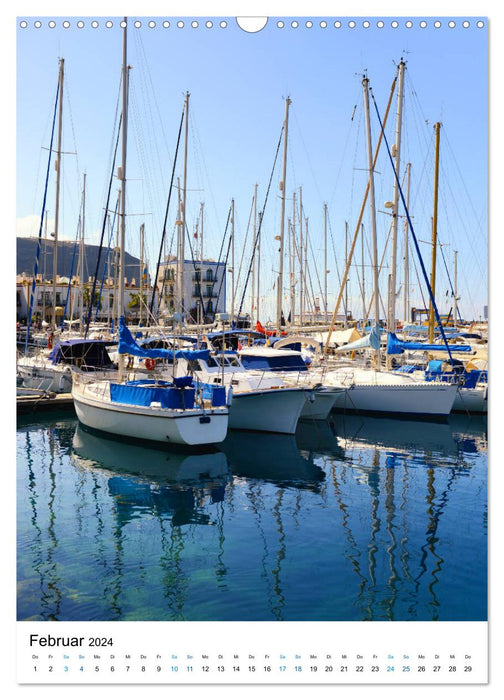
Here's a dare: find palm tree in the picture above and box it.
[127,292,147,309]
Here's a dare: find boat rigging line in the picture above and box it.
[25,72,60,355]
[83,112,122,338]
[148,102,186,322]
[370,87,454,363]
[236,124,285,323]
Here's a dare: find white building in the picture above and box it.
[158,257,226,323]
[16,256,227,328]
[16,274,152,327]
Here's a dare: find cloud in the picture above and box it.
[16,215,103,245]
[16,214,54,238]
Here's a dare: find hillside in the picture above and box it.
[17,237,145,282]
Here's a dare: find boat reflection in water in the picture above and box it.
[72,424,229,483]
[219,429,325,491]
[17,411,487,622]
[331,412,487,458]
[295,418,345,461]
[71,425,230,527]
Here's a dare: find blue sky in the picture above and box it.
[15,8,488,323]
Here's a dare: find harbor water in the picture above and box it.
[17,411,487,622]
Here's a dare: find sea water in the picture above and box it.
[16,411,487,622]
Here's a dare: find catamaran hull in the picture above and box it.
[72,387,229,446]
[229,387,306,433]
[331,382,457,418]
[452,386,488,414]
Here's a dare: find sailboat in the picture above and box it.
[314,68,457,419]
[71,19,229,447]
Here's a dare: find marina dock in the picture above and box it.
[17,392,75,415]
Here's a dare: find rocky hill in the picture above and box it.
[17,237,145,283]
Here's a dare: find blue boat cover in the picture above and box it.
[392,364,418,373]
[118,317,210,361]
[110,382,195,409]
[199,383,227,407]
[387,332,472,355]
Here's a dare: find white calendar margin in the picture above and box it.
[16,620,488,684]
[5,0,499,696]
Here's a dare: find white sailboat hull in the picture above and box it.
[229,387,306,433]
[72,379,229,446]
[331,381,457,417]
[452,386,488,414]
[17,361,72,394]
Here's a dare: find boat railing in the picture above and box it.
[327,367,355,387]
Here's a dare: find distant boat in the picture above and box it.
[17,338,117,394]
[322,364,458,418]
[238,342,457,419]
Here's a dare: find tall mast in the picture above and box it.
[387,59,405,347]
[323,73,397,356]
[288,217,293,325]
[139,222,145,326]
[291,190,297,325]
[52,57,64,330]
[200,201,204,267]
[361,222,366,327]
[362,74,381,368]
[118,18,129,380]
[231,198,235,323]
[305,215,309,322]
[403,162,411,323]
[176,178,183,323]
[250,186,257,325]
[79,172,86,332]
[429,122,441,343]
[298,186,303,326]
[256,209,262,324]
[454,249,459,326]
[344,220,348,327]
[200,201,204,325]
[324,203,328,324]
[176,92,190,326]
[276,97,291,332]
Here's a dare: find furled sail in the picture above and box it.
[333,324,381,353]
[118,317,209,361]
[386,332,472,355]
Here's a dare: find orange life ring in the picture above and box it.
[145,357,156,371]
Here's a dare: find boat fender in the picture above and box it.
[145,357,156,371]
[227,385,233,406]
[47,333,54,350]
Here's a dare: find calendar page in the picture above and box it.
[11,0,493,694]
